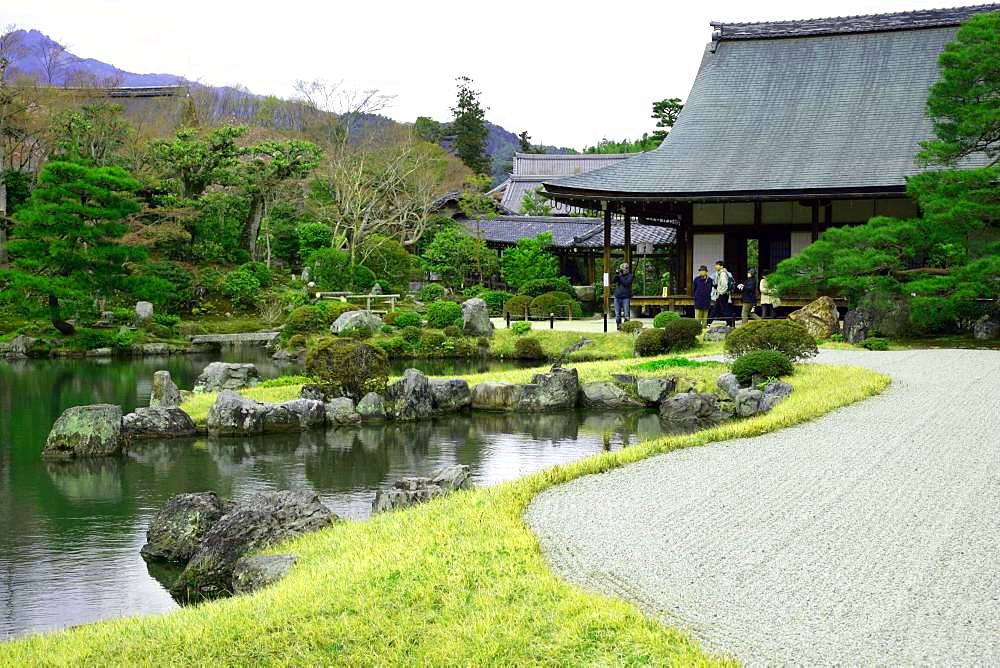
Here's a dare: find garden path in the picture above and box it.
[526,349,1000,665]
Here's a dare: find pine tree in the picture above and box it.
[450,77,491,175]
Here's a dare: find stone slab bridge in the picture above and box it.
[188,332,280,345]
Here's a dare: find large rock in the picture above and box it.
[659,393,722,422]
[461,298,494,338]
[429,379,472,413]
[716,373,742,399]
[206,390,265,436]
[5,334,34,359]
[572,285,595,303]
[141,492,226,563]
[759,381,794,412]
[232,554,297,594]
[372,465,472,513]
[385,368,433,421]
[324,397,361,425]
[843,308,875,344]
[262,399,327,432]
[579,382,642,409]
[734,388,764,417]
[788,296,841,339]
[517,366,579,411]
[470,382,523,411]
[973,320,999,341]
[703,320,732,342]
[637,377,674,404]
[123,407,198,440]
[173,490,336,598]
[43,404,123,459]
[150,370,182,408]
[329,310,382,335]
[193,362,261,393]
[356,392,386,420]
[135,301,154,322]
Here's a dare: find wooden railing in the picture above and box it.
[314,293,401,313]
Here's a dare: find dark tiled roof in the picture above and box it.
[463,216,676,249]
[546,6,997,200]
[512,152,636,176]
[712,4,999,40]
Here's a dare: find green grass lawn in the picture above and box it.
[0,362,889,666]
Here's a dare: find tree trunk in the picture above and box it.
[242,193,265,259]
[0,167,7,268]
[48,294,76,335]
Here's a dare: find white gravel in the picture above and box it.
[525,349,1000,665]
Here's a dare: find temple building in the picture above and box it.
[542,4,998,304]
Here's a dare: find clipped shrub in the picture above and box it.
[418,283,447,302]
[351,264,377,292]
[513,337,545,360]
[529,291,582,318]
[287,334,307,349]
[463,284,486,297]
[377,336,408,358]
[240,261,272,288]
[502,295,532,319]
[517,277,575,298]
[724,319,818,360]
[306,247,352,291]
[731,350,794,385]
[388,310,422,328]
[634,328,668,356]
[426,300,462,329]
[661,318,703,352]
[359,235,411,295]
[510,321,531,336]
[419,330,447,351]
[481,290,514,316]
[620,320,644,334]
[297,221,332,260]
[283,305,328,338]
[346,326,373,340]
[862,336,890,351]
[653,310,681,328]
[401,325,422,344]
[304,336,388,398]
[152,314,180,328]
[380,324,396,335]
[220,268,261,309]
[443,325,462,338]
[318,300,357,320]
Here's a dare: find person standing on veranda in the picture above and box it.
[693,265,713,328]
[737,268,761,324]
[711,260,734,319]
[759,274,778,318]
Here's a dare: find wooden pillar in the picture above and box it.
[603,206,611,315]
[624,213,632,267]
[811,201,820,241]
[586,255,596,284]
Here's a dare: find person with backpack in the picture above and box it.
[711,260,734,319]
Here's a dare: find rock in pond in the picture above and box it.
[637,377,674,404]
[329,310,383,335]
[206,390,265,436]
[262,399,327,432]
[659,393,723,422]
[5,334,35,359]
[372,465,472,514]
[141,492,226,563]
[193,362,261,393]
[123,407,197,440]
[325,397,361,425]
[461,297,494,338]
[385,368,433,421]
[150,370,182,408]
[517,365,579,411]
[470,382,523,411]
[232,554,297,594]
[172,490,336,598]
[43,404,123,459]
[429,379,472,414]
[356,392,386,420]
[578,382,641,409]
[788,296,841,339]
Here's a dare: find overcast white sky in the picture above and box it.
[0,0,980,149]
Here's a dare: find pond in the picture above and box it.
[0,348,695,640]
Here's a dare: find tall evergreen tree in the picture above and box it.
[650,98,683,144]
[450,76,490,175]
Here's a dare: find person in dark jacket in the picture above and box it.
[692,265,713,328]
[612,262,634,327]
[737,268,761,324]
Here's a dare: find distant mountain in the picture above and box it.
[7,29,574,184]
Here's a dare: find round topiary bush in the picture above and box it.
[418,283,447,302]
[220,268,261,309]
[724,319,818,360]
[481,290,514,316]
[517,277,575,298]
[304,336,389,398]
[387,310,422,328]
[426,300,462,329]
[502,295,533,319]
[861,336,889,351]
[318,300,357,322]
[419,330,447,351]
[653,310,681,328]
[661,318,703,352]
[510,321,531,336]
[634,328,668,356]
[529,291,582,318]
[513,337,545,360]
[401,325,422,344]
[731,350,794,385]
[620,320,644,334]
[283,305,327,338]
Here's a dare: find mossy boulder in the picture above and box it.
[43,404,123,459]
[140,492,226,563]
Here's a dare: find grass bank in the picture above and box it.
[1,362,889,665]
